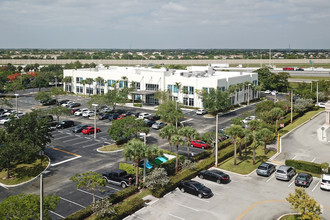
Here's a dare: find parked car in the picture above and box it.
[108,114,120,121]
[41,99,57,106]
[152,122,167,129]
[316,102,326,108]
[191,140,210,149]
[139,113,151,119]
[62,101,74,107]
[196,109,208,115]
[82,126,101,135]
[242,116,256,124]
[145,119,156,127]
[271,90,278,96]
[72,124,90,133]
[264,90,271,94]
[98,113,111,120]
[74,108,89,116]
[102,169,135,188]
[66,102,81,108]
[100,107,113,113]
[57,100,69,105]
[40,115,53,122]
[295,173,313,187]
[0,117,11,125]
[82,110,95,118]
[320,174,330,191]
[71,108,80,114]
[178,180,213,198]
[275,165,296,181]
[198,170,230,184]
[117,114,128,120]
[145,115,160,121]
[256,163,276,177]
[56,120,74,129]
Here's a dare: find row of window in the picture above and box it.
[168,85,194,94]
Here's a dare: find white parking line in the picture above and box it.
[311,158,316,162]
[168,213,185,220]
[49,210,65,219]
[176,203,199,212]
[292,155,297,160]
[83,142,100,148]
[60,197,85,208]
[288,180,295,187]
[77,189,103,199]
[71,139,92,145]
[62,137,82,143]
[181,193,210,203]
[266,175,275,183]
[312,180,321,192]
[51,156,82,167]
[105,185,120,191]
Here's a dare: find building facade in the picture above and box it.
[63,65,258,108]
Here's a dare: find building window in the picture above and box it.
[189,86,194,94]
[202,87,208,93]
[136,95,141,100]
[183,97,188,106]
[220,87,225,92]
[124,81,128,88]
[189,98,194,106]
[119,81,124,88]
[146,83,159,91]
[86,88,93,94]
[135,82,140,90]
[108,80,117,87]
[173,85,178,93]
[173,96,178,101]
[76,86,80,93]
[183,86,188,94]
[168,85,173,92]
[76,77,83,83]
[253,80,257,85]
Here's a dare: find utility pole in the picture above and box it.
[40,173,43,220]
[215,114,218,167]
[291,90,293,124]
[316,81,319,104]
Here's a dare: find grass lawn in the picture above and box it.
[0,156,49,185]
[98,144,124,152]
[290,76,330,80]
[279,214,300,220]
[279,108,324,136]
[219,145,276,175]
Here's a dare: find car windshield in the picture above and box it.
[192,182,205,190]
[297,175,307,181]
[277,170,285,174]
[258,165,267,170]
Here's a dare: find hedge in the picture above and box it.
[110,197,144,220]
[285,160,322,174]
[119,162,143,176]
[65,205,93,220]
[159,152,185,176]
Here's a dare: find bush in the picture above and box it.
[133,103,142,107]
[110,197,144,220]
[159,154,185,176]
[107,186,138,205]
[285,160,322,174]
[65,205,93,220]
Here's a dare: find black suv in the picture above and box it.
[56,120,74,129]
[41,99,57,106]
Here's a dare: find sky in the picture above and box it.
[0,0,330,49]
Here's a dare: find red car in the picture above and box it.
[117,114,127,120]
[190,140,210,149]
[71,108,80,114]
[82,127,101,135]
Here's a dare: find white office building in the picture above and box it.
[63,65,258,108]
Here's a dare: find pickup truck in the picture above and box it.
[102,169,135,188]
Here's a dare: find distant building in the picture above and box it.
[63,65,258,108]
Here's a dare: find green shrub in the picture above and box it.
[133,103,142,107]
[64,205,93,220]
[107,186,138,205]
[285,160,322,174]
[110,197,144,220]
[159,154,185,176]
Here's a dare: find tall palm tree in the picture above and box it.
[95,77,104,94]
[159,125,177,152]
[225,125,244,166]
[85,78,94,96]
[80,79,86,95]
[62,76,72,92]
[248,119,261,165]
[123,139,151,186]
[170,135,185,173]
[269,107,285,132]
[179,126,198,157]
[258,128,273,153]
[174,82,182,102]
[121,76,128,88]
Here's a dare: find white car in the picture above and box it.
[320,174,330,191]
[82,110,95,117]
[317,102,326,108]
[62,101,74,107]
[242,116,256,124]
[196,109,208,115]
[74,108,89,116]
[0,118,11,125]
[139,113,151,119]
[271,90,278,96]
[264,90,271,94]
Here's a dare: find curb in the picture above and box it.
[277,213,299,220]
[0,155,51,188]
[96,148,124,153]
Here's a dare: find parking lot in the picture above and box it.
[126,166,330,220]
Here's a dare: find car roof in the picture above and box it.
[277,165,292,171]
[322,174,330,180]
[297,173,310,177]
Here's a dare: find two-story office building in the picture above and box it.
[63,65,258,108]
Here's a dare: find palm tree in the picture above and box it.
[62,76,72,92]
[80,79,86,95]
[95,77,104,94]
[170,135,185,173]
[179,126,198,157]
[123,139,151,186]
[269,107,285,132]
[174,82,182,101]
[258,128,273,153]
[159,125,177,152]
[247,119,261,165]
[225,125,244,166]
[85,78,94,96]
[121,76,128,88]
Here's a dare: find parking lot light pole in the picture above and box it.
[247,84,251,105]
[215,113,219,167]
[291,90,293,124]
[55,76,57,88]
[175,100,179,129]
[141,133,147,182]
[92,104,98,139]
[14,94,19,113]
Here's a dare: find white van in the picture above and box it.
[320,174,330,190]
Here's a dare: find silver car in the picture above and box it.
[275,165,296,181]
